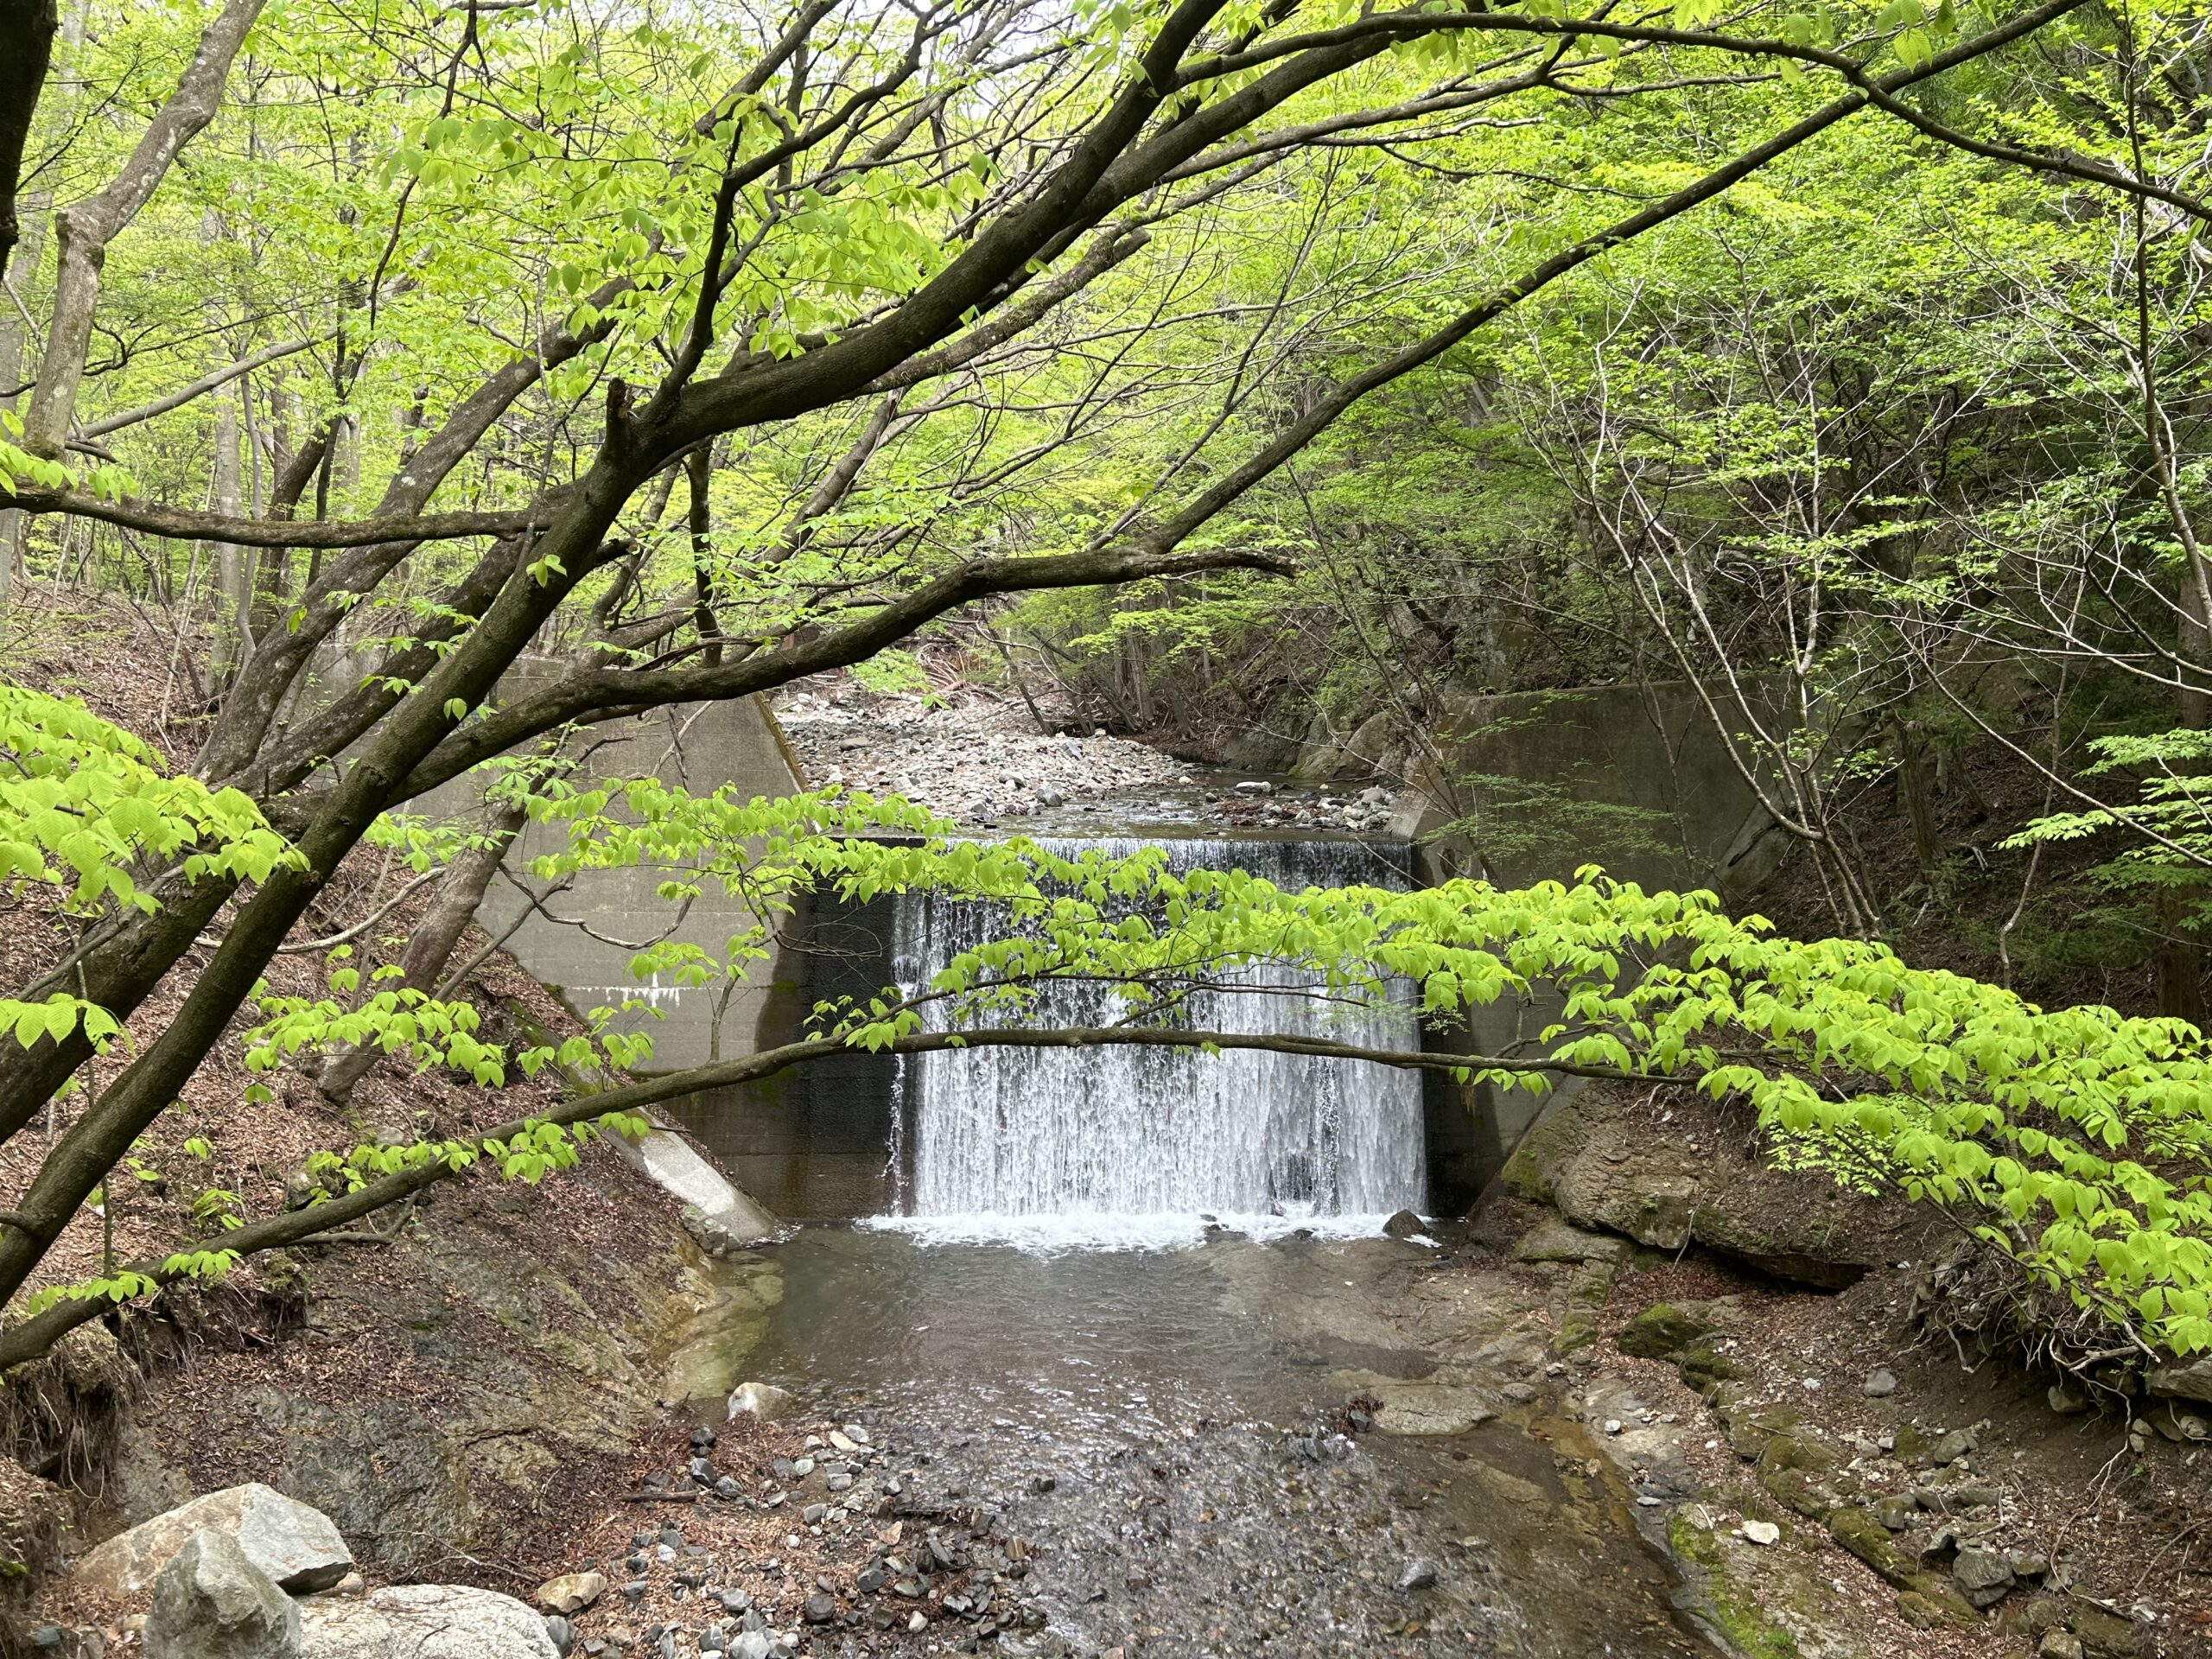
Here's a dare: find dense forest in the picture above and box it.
[4,0,2212,1654]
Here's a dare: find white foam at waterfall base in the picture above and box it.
[884,835,1429,1252]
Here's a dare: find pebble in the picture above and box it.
[1740,1521,1781,1546]
[1398,1560,1439,1592]
[1863,1368,1897,1397]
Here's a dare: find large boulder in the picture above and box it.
[2146,1357,2212,1403]
[1499,1086,1904,1287]
[143,1531,301,1659]
[78,1484,351,1599]
[299,1584,557,1658]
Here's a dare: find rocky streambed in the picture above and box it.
[773,687,1400,838]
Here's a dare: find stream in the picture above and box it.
[679,827,1719,1656]
[707,1225,1714,1658]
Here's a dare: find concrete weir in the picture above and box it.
[667,831,1465,1224]
[298,655,810,1230]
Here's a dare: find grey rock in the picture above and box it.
[803,1593,837,1624]
[299,1586,557,1658]
[537,1573,607,1615]
[1873,1494,1917,1532]
[2048,1380,2091,1415]
[544,1616,575,1657]
[1382,1210,1429,1240]
[727,1382,795,1422]
[1396,1560,1438,1592]
[1862,1368,1898,1398]
[1497,1086,1878,1286]
[713,1476,743,1500]
[2146,1357,2212,1403]
[1928,1428,1977,1466]
[146,1531,301,1659]
[1509,1222,1630,1267]
[1951,1544,2016,1609]
[1502,1382,1539,1406]
[80,1484,352,1599]
[732,1636,776,1659]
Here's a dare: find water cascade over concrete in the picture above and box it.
[885,835,1427,1243]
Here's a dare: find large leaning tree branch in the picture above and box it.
[0,1022,1666,1372]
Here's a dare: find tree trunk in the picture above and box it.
[687,442,721,667]
[2160,562,2212,1023]
[211,384,249,677]
[1894,717,1941,875]
[315,802,528,1106]
[0,0,58,285]
[20,0,264,458]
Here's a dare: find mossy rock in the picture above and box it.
[1664,1511,1807,1659]
[1758,1464,1837,1522]
[1499,1107,1586,1204]
[2068,1599,2139,1658]
[1890,1423,1942,1465]
[1679,1347,1742,1398]
[1719,1403,1802,1461]
[1827,1509,1975,1624]
[1758,1428,1837,1476]
[1554,1314,1602,1356]
[1618,1302,1713,1360]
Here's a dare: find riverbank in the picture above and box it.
[1476,1078,2212,1659]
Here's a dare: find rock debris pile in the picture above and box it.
[777,690,1188,824]
[545,1396,1066,1658]
[775,686,1401,836]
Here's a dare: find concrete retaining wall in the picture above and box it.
[1395,681,1789,1208]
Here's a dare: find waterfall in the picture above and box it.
[881,835,1428,1246]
